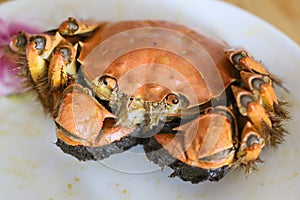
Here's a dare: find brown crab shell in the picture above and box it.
[79,20,238,105]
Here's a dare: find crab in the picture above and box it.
[6,18,289,183]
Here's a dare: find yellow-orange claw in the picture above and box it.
[58,17,99,36]
[236,122,265,171]
[54,84,136,147]
[240,71,278,112]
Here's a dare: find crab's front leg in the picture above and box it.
[53,84,139,160]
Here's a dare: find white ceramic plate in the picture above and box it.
[0,0,299,199]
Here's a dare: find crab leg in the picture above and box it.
[58,17,100,36]
[227,49,287,90]
[234,121,265,172]
[25,33,64,82]
[231,85,286,145]
[47,43,78,90]
[9,31,31,55]
[239,70,289,119]
[227,49,269,75]
[231,85,272,128]
[227,49,289,145]
[239,71,278,111]
[26,35,48,83]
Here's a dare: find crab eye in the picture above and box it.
[164,93,189,111]
[245,134,260,147]
[165,93,179,105]
[98,76,118,90]
[30,36,46,51]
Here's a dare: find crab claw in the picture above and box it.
[58,17,99,36]
[156,106,237,170]
[54,84,136,147]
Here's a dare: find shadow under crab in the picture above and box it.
[56,135,139,161]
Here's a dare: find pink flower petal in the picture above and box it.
[0,19,40,96]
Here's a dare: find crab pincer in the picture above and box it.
[54,84,139,160]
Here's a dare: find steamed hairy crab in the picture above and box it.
[6,18,289,183]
